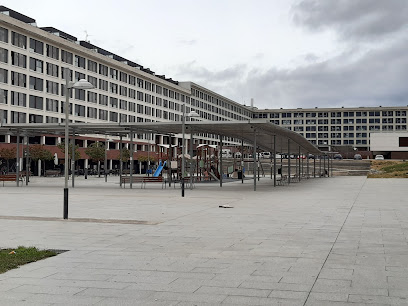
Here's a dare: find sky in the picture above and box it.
[3,0,408,109]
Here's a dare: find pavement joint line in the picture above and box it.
[303,177,367,306]
[0,215,159,225]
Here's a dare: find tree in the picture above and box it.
[138,155,157,163]
[117,148,130,163]
[85,142,105,177]
[0,147,16,173]
[57,142,81,161]
[29,145,53,176]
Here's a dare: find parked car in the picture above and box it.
[308,154,315,159]
[333,154,343,160]
[261,152,271,159]
[354,154,362,160]
[375,155,384,160]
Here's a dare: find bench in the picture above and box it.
[0,174,23,186]
[121,176,166,189]
[276,175,288,186]
[45,169,61,177]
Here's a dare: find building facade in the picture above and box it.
[0,6,408,166]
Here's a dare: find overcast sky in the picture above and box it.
[3,0,408,109]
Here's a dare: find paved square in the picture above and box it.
[1,176,408,305]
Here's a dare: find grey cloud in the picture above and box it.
[175,39,408,110]
[292,0,408,40]
[245,39,408,109]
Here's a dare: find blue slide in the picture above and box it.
[153,161,166,177]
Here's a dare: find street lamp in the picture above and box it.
[181,108,199,197]
[64,68,95,219]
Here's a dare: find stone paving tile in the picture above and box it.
[7,284,86,295]
[96,298,179,306]
[307,292,349,302]
[148,291,227,303]
[348,294,408,305]
[195,285,271,297]
[1,177,408,304]
[75,287,155,299]
[221,295,304,305]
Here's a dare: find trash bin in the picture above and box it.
[237,171,243,179]
[278,167,282,175]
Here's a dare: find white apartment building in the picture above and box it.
[0,6,251,149]
[1,6,408,163]
[253,107,408,154]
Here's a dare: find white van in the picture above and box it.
[261,152,271,159]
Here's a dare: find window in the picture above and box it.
[46,44,59,60]
[369,111,380,116]
[60,102,72,114]
[137,78,144,88]
[110,82,118,94]
[29,95,43,110]
[129,88,136,99]
[11,91,26,106]
[120,114,127,123]
[29,57,44,73]
[61,68,73,81]
[46,80,59,95]
[396,111,407,116]
[75,55,85,68]
[29,76,43,91]
[74,71,85,82]
[120,86,127,96]
[137,91,143,101]
[129,102,135,112]
[11,32,27,49]
[99,79,108,91]
[99,94,108,106]
[110,97,118,108]
[99,64,108,76]
[110,68,118,80]
[156,85,162,95]
[0,47,7,63]
[0,27,8,43]
[87,107,97,119]
[87,91,97,103]
[129,75,136,85]
[0,68,7,83]
[99,109,108,120]
[109,111,118,122]
[119,99,127,110]
[28,114,43,123]
[11,71,26,87]
[46,98,58,112]
[46,116,58,123]
[46,63,59,77]
[88,60,97,73]
[61,50,73,64]
[11,111,26,123]
[0,89,7,104]
[87,75,97,88]
[75,105,85,117]
[29,38,43,54]
[75,89,85,101]
[11,51,26,68]
[119,71,127,83]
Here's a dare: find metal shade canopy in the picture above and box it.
[0,120,321,155]
[71,79,94,89]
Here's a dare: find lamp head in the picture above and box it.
[72,79,95,90]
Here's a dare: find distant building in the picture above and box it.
[0,5,408,171]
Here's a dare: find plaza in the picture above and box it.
[1,176,408,305]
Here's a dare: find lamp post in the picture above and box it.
[181,107,199,197]
[64,68,95,219]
